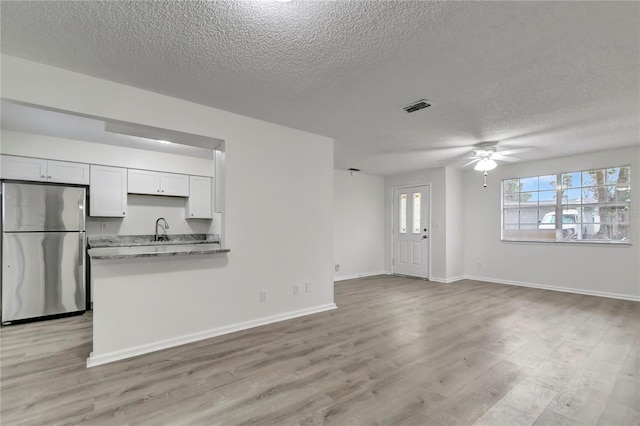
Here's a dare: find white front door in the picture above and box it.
[392,185,429,278]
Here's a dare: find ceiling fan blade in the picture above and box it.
[494,155,520,162]
[497,147,533,156]
[462,158,481,168]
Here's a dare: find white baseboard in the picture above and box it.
[429,275,465,284]
[334,271,390,282]
[86,303,337,368]
[464,275,640,302]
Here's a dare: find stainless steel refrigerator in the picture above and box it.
[1,182,86,325]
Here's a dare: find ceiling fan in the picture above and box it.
[462,141,526,170]
[460,141,533,187]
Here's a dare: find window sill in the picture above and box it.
[501,239,631,246]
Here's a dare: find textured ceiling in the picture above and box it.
[1,1,639,175]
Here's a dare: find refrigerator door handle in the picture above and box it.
[79,234,86,267]
[78,233,87,311]
[78,193,86,232]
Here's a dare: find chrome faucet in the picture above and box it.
[155,218,170,242]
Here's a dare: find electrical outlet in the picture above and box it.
[305,282,311,292]
[293,283,300,295]
[335,264,340,272]
[100,222,108,230]
[260,289,268,302]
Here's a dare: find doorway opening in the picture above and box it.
[392,184,430,279]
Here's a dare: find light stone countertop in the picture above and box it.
[88,243,230,259]
[87,234,229,259]
[88,233,220,248]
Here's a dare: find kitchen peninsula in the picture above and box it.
[87,234,230,367]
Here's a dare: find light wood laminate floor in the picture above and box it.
[1,276,639,425]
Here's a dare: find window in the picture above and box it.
[399,193,407,233]
[502,166,630,243]
[413,193,421,233]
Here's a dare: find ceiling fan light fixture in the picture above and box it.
[474,158,497,171]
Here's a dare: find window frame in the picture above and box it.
[501,165,631,245]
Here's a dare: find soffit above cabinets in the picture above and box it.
[0,100,221,159]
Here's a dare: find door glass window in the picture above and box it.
[413,193,421,233]
[399,193,407,233]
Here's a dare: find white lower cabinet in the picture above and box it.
[90,165,127,217]
[1,155,89,185]
[186,176,213,219]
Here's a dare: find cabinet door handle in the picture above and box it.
[41,175,46,178]
[161,190,165,193]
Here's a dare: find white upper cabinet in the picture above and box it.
[1,155,89,185]
[128,169,189,197]
[1,155,47,181]
[160,173,190,196]
[46,160,90,185]
[128,169,159,195]
[90,165,127,217]
[186,176,213,219]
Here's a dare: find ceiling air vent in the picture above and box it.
[403,99,431,113]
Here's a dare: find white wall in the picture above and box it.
[333,170,386,280]
[384,167,448,280]
[88,194,215,236]
[464,146,640,300]
[1,55,336,348]
[445,167,465,280]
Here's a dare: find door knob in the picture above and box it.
[423,235,428,239]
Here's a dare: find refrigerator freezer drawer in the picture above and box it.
[2,183,86,232]
[2,232,86,323]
